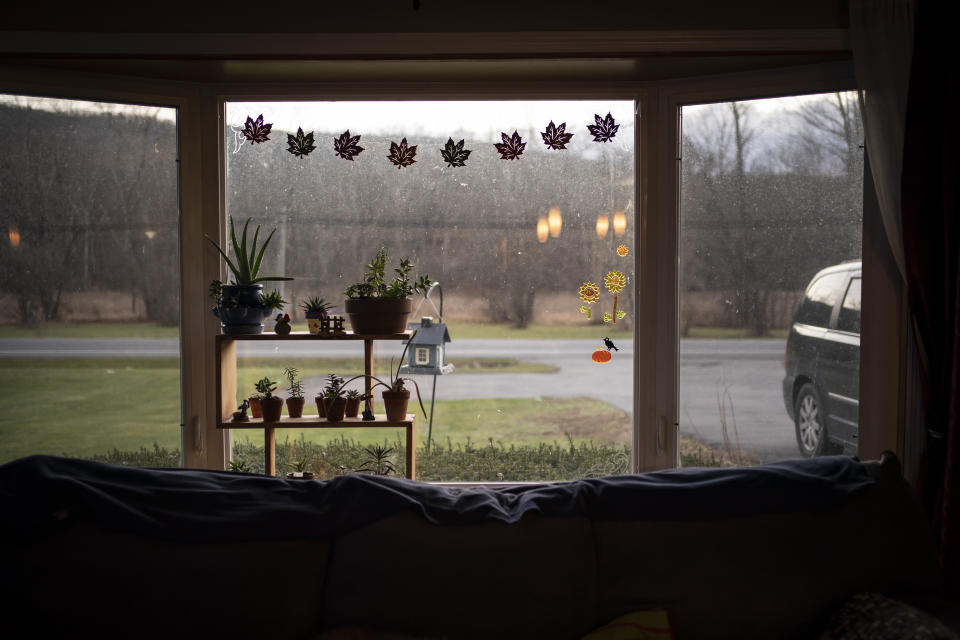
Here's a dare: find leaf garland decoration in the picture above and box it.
[333,130,364,161]
[440,138,471,167]
[540,121,574,150]
[588,112,620,143]
[286,127,316,158]
[387,138,418,168]
[241,114,273,144]
[494,130,526,160]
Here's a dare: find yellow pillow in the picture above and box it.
[581,610,673,640]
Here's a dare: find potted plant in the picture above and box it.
[315,374,344,420]
[344,389,369,418]
[343,246,432,334]
[331,336,427,423]
[255,376,283,422]
[301,296,334,335]
[282,366,305,418]
[247,392,263,419]
[207,216,293,335]
[286,457,314,480]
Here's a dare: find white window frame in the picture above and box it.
[0,39,902,474]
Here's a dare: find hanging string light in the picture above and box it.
[8,224,20,248]
[547,207,562,238]
[613,211,627,237]
[537,217,549,243]
[596,214,610,239]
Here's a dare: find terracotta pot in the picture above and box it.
[248,396,263,419]
[382,389,410,422]
[345,396,362,418]
[261,396,284,422]
[344,298,412,335]
[286,397,305,418]
[314,396,327,417]
[323,397,347,423]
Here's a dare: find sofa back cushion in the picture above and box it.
[592,459,941,639]
[7,523,331,639]
[321,512,597,639]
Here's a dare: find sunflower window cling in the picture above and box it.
[604,270,626,324]
[578,282,600,319]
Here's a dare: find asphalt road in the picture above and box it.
[0,337,798,462]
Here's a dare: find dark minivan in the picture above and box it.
[783,261,861,457]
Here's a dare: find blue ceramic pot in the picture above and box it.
[213,284,271,334]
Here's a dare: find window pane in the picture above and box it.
[0,95,181,467]
[679,92,863,465]
[224,100,635,481]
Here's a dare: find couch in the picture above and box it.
[0,453,950,639]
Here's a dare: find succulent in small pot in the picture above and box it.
[247,396,263,419]
[282,366,305,417]
[207,216,293,335]
[379,332,427,422]
[301,296,334,335]
[344,389,369,418]
[286,457,314,480]
[255,376,283,422]
[343,247,432,335]
[315,374,344,420]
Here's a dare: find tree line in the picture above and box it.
[0,94,861,335]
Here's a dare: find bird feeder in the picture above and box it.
[398,316,454,376]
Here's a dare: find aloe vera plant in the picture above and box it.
[206,217,293,285]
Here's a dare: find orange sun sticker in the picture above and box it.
[617,245,629,257]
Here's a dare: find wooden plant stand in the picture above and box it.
[215,331,415,479]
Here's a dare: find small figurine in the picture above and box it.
[232,399,250,422]
[362,408,376,421]
[274,313,291,335]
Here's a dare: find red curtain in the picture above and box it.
[902,0,960,598]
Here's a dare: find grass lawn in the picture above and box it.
[0,321,788,340]
[235,357,556,387]
[0,357,621,464]
[0,322,179,339]
[0,321,635,341]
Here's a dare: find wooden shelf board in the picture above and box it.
[216,331,410,343]
[218,414,415,429]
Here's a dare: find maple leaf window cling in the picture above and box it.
[233,113,273,153]
[494,131,526,160]
[387,138,418,168]
[333,130,364,161]
[540,121,574,150]
[440,138,472,168]
[287,127,317,158]
[588,112,620,143]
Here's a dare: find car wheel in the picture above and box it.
[794,383,830,457]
